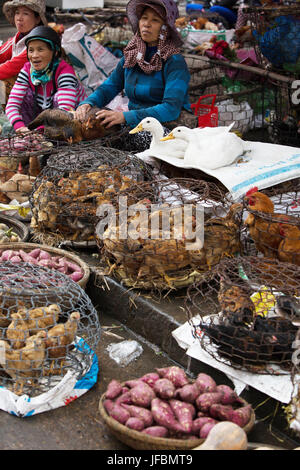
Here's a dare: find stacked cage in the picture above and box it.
[184,54,275,135]
[96,177,243,291]
[185,255,300,374]
[29,143,152,247]
[247,3,300,76]
[0,262,101,397]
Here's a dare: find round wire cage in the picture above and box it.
[240,182,300,264]
[29,145,153,247]
[246,4,300,75]
[185,255,300,374]
[0,261,101,397]
[96,177,243,291]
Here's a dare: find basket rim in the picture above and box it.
[0,242,90,288]
[0,214,30,242]
[98,379,255,450]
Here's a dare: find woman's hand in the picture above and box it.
[95,109,125,128]
[16,126,30,134]
[74,104,91,121]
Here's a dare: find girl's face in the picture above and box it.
[138,7,165,46]
[27,40,53,71]
[14,6,40,34]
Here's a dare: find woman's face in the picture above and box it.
[27,40,53,71]
[138,7,165,46]
[14,6,40,34]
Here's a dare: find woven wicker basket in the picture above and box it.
[98,384,255,450]
[0,214,30,242]
[0,242,90,289]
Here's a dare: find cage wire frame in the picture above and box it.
[185,255,300,375]
[0,261,101,397]
[0,130,54,169]
[29,144,153,247]
[184,54,277,134]
[95,177,243,291]
[246,4,300,76]
[240,180,300,262]
[265,76,300,147]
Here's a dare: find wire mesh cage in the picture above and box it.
[265,77,300,147]
[96,177,243,291]
[0,130,53,175]
[184,54,275,135]
[0,261,101,397]
[29,144,152,247]
[240,182,300,263]
[246,4,300,76]
[185,255,300,374]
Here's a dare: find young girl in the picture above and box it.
[5,25,87,133]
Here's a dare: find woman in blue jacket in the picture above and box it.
[74,0,192,149]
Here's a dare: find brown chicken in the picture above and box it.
[278,223,300,265]
[45,311,80,375]
[218,279,255,326]
[244,187,295,258]
[0,331,47,395]
[102,202,242,288]
[190,202,243,270]
[27,107,121,144]
[6,304,61,349]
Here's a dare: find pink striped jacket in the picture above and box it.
[6,60,87,130]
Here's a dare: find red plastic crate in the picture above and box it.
[191,94,218,128]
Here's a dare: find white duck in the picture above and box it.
[129,117,187,159]
[161,124,245,170]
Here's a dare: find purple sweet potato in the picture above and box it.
[141,426,169,438]
[175,383,199,403]
[192,417,217,435]
[209,403,234,421]
[125,379,143,388]
[169,399,194,434]
[151,398,185,433]
[115,391,132,405]
[110,404,131,425]
[105,379,123,400]
[103,399,115,415]
[200,421,217,439]
[185,402,196,419]
[230,405,252,428]
[125,417,145,431]
[153,378,175,399]
[140,372,160,388]
[215,384,243,405]
[130,382,155,407]
[121,404,153,427]
[156,366,189,388]
[195,392,223,413]
[195,373,216,393]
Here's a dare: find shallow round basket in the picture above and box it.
[0,214,30,242]
[0,242,90,289]
[98,385,255,450]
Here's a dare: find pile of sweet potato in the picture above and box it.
[103,366,253,440]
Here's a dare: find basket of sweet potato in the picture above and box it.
[0,242,90,289]
[98,366,255,450]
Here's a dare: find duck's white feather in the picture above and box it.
[163,124,245,170]
[130,117,187,159]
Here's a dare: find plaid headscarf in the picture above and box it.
[123,24,181,73]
